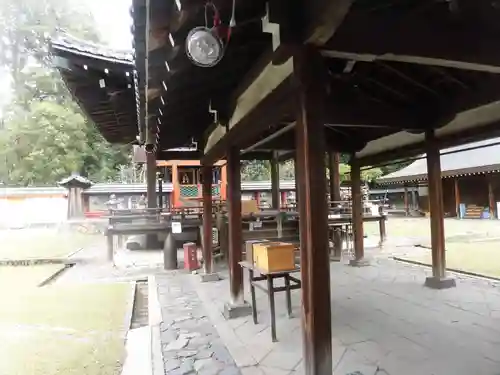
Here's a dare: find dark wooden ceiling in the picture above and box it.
[53,0,500,163]
[134,0,500,157]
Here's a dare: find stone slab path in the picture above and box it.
[157,272,241,375]
[189,258,500,375]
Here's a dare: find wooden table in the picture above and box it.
[328,214,387,245]
[104,214,163,225]
[105,222,170,261]
[239,261,301,342]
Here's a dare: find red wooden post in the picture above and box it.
[281,191,287,208]
[425,130,455,289]
[202,165,213,275]
[293,46,332,375]
[171,163,179,208]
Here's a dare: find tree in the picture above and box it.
[0,0,98,92]
[241,160,271,181]
[0,0,130,186]
[337,163,383,182]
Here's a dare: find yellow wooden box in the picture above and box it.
[242,199,259,215]
[253,242,295,272]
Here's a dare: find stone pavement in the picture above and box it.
[57,231,500,375]
[56,245,167,284]
[187,258,500,375]
[156,272,241,375]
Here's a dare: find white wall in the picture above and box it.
[0,196,67,228]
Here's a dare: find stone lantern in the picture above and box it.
[58,173,92,219]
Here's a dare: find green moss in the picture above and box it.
[0,282,132,375]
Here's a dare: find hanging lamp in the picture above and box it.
[185,1,235,68]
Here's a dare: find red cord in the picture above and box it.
[206,1,231,42]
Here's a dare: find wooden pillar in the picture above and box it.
[488,176,495,219]
[202,165,214,275]
[293,154,299,207]
[328,152,342,260]
[411,188,418,211]
[425,130,455,289]
[220,164,227,201]
[254,191,261,207]
[281,191,287,208]
[146,152,157,208]
[350,157,367,266]
[171,163,179,208]
[224,147,251,318]
[403,185,409,216]
[454,178,461,219]
[146,151,158,248]
[270,154,280,209]
[158,176,163,208]
[294,46,332,375]
[328,152,341,202]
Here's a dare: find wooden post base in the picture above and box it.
[199,273,220,283]
[349,259,371,267]
[424,276,456,289]
[223,302,252,320]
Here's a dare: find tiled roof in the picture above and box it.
[51,32,134,64]
[58,174,93,187]
[378,137,500,184]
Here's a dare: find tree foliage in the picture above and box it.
[240,157,384,183]
[0,0,130,186]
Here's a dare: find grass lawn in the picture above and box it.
[364,217,500,239]
[0,282,132,375]
[364,219,431,238]
[0,228,101,260]
[398,241,500,279]
[0,264,67,288]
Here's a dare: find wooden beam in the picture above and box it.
[324,95,422,130]
[202,77,293,165]
[304,0,354,45]
[321,50,500,75]
[325,12,500,73]
[424,130,455,289]
[293,46,332,375]
[356,119,500,167]
[202,165,213,274]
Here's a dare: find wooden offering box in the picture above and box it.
[253,242,295,272]
[245,239,269,264]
